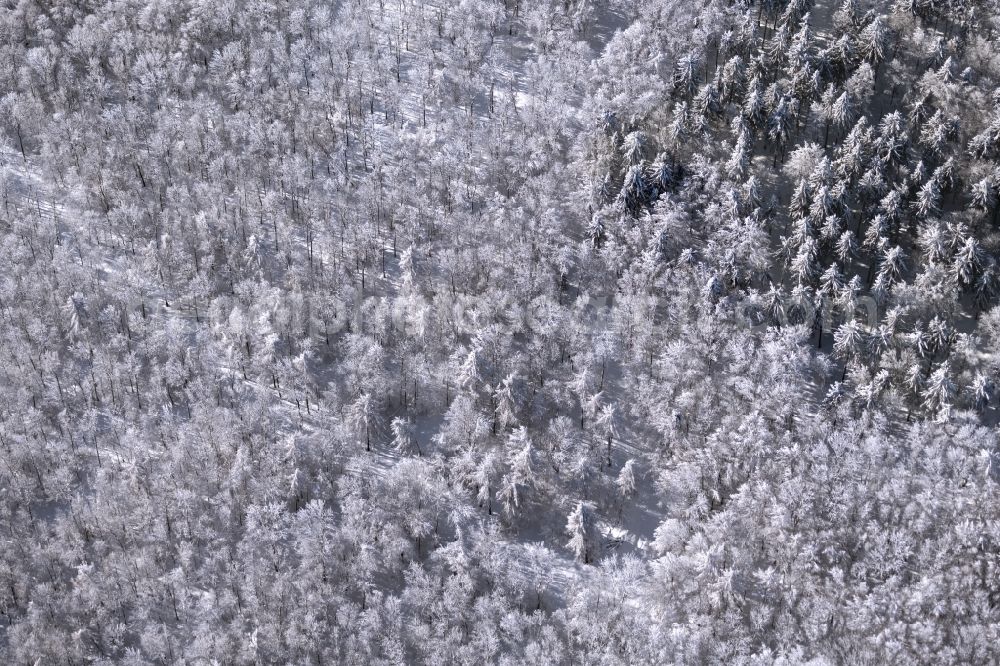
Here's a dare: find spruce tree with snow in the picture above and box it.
[566,501,599,564]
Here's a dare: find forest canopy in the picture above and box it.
[0,0,998,663]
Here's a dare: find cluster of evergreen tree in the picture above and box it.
[0,0,997,663]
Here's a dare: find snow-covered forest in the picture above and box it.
[1,0,999,662]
